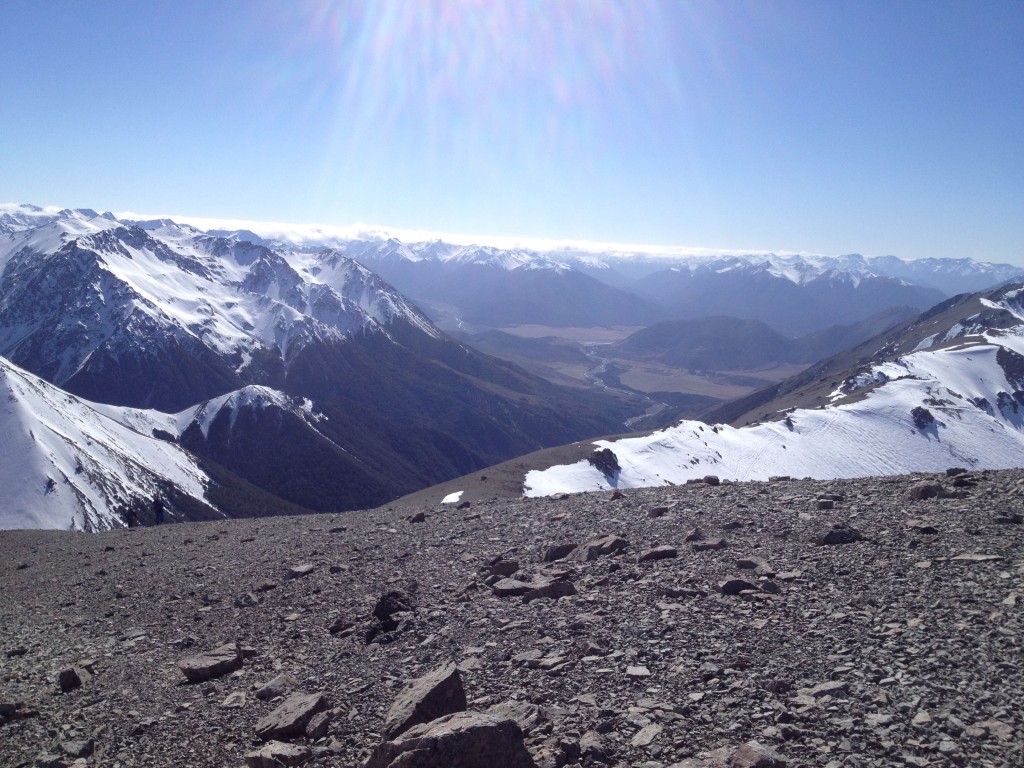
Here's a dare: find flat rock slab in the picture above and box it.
[176,643,242,683]
[638,545,677,562]
[285,563,315,579]
[255,691,329,742]
[245,740,312,768]
[383,663,467,738]
[491,578,534,597]
[366,711,536,768]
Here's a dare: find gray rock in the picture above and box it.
[177,643,242,683]
[692,538,728,552]
[543,544,578,562]
[818,524,864,545]
[719,579,758,595]
[382,662,467,738]
[574,535,627,561]
[373,590,416,621]
[285,563,315,580]
[730,740,788,767]
[59,739,94,758]
[254,691,329,741]
[305,710,332,739]
[245,740,313,768]
[255,672,299,701]
[491,578,534,597]
[57,667,87,693]
[522,580,576,603]
[366,710,536,768]
[638,545,677,562]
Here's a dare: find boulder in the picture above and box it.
[366,710,536,768]
[254,691,329,741]
[177,643,242,683]
[383,663,467,738]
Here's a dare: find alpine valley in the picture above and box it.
[3,203,1024,531]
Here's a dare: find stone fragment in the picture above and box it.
[908,481,942,500]
[692,538,727,552]
[491,578,534,597]
[244,740,312,768]
[730,740,788,767]
[684,527,706,542]
[580,729,610,763]
[60,739,94,758]
[177,643,242,683]
[234,593,259,608]
[408,512,426,523]
[486,700,546,737]
[382,662,467,738]
[305,710,331,739]
[255,691,329,741]
[818,524,863,546]
[255,672,299,701]
[626,665,651,677]
[220,691,246,708]
[719,579,758,595]
[523,580,576,603]
[366,710,536,768]
[286,563,315,580]
[816,499,835,510]
[704,475,721,486]
[631,723,663,747]
[647,506,669,518]
[994,512,1023,524]
[328,617,355,636]
[638,545,678,562]
[543,544,578,562]
[373,590,416,621]
[483,558,520,578]
[574,535,627,561]
[58,667,87,692]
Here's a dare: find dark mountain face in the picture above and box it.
[612,308,919,372]
[630,265,945,336]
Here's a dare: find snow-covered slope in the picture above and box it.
[0,356,214,531]
[0,207,441,410]
[524,285,1024,496]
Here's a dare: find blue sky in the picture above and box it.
[1,0,1022,262]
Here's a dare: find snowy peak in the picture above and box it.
[177,385,318,439]
[0,356,214,531]
[523,282,1024,495]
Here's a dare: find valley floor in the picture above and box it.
[1,470,1022,767]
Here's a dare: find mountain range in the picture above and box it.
[516,282,1024,496]
[3,203,1024,530]
[0,206,633,529]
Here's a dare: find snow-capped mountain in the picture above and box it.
[0,208,439,410]
[0,205,636,523]
[522,283,1024,495]
[0,355,215,531]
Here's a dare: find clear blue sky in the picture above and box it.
[2,0,1022,262]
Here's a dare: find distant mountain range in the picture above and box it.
[3,203,1023,529]
[0,205,632,529]
[520,282,1024,495]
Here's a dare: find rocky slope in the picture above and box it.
[1,470,1021,767]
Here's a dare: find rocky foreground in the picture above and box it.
[1,470,1022,768]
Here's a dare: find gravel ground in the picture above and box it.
[1,469,1022,767]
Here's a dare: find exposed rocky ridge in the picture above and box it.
[2,470,1022,767]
